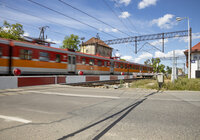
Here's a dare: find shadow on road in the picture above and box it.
[58,91,158,140]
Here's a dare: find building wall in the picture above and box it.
[80,45,95,55]
[80,44,112,57]
[96,45,112,57]
[191,53,200,78]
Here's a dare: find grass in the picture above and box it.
[130,78,200,91]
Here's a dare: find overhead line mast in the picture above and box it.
[104,30,189,54]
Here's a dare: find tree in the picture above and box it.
[61,34,80,51]
[0,21,24,40]
[144,58,165,73]
[120,58,126,61]
[166,66,172,74]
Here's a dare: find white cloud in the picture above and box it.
[111,28,118,32]
[119,11,130,19]
[150,39,168,46]
[46,38,62,44]
[151,14,176,29]
[23,32,30,37]
[117,0,131,6]
[99,28,118,33]
[154,49,185,58]
[179,32,200,43]
[123,52,153,63]
[138,0,158,9]
[134,52,153,63]
[115,52,121,57]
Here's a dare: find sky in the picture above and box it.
[0,0,200,70]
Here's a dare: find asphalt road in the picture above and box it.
[0,85,199,140]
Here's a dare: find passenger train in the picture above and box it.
[0,37,153,76]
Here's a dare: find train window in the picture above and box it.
[20,49,32,60]
[98,60,102,66]
[104,61,107,67]
[68,56,71,64]
[117,63,120,68]
[0,47,2,57]
[125,64,127,69]
[82,58,86,65]
[89,59,94,65]
[72,56,76,64]
[39,52,49,61]
[56,54,61,63]
[120,64,123,69]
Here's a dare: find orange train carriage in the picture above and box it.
[0,38,153,76]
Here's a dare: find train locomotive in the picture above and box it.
[0,37,153,76]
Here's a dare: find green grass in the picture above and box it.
[130,78,200,91]
[162,78,200,91]
[130,79,157,89]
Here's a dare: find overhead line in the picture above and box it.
[58,0,130,37]
[0,15,66,37]
[102,0,133,37]
[27,0,118,39]
[0,3,90,37]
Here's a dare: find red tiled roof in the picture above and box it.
[83,37,112,49]
[184,42,200,53]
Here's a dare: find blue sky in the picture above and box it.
[0,0,200,69]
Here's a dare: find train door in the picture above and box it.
[68,55,76,73]
[110,61,114,74]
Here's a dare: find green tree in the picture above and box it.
[166,66,172,74]
[144,58,165,73]
[158,64,165,73]
[120,58,126,61]
[0,21,24,40]
[61,34,80,51]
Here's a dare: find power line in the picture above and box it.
[113,0,137,35]
[102,0,133,37]
[0,3,90,37]
[0,15,66,37]
[27,0,118,39]
[58,0,130,37]
[113,0,164,53]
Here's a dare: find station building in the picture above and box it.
[80,37,113,58]
[184,42,200,78]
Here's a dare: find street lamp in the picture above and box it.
[176,17,191,79]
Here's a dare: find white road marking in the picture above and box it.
[0,115,32,123]
[27,91,120,99]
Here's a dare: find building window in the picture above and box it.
[89,59,94,65]
[0,47,2,57]
[82,58,86,64]
[194,55,197,60]
[39,52,49,61]
[56,54,61,63]
[20,49,32,60]
[97,60,102,66]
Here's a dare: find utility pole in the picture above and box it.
[171,50,177,82]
